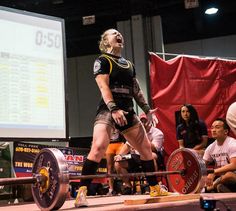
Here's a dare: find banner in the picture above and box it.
[13,142,107,183]
[149,53,236,156]
[0,143,11,194]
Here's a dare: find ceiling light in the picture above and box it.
[205,7,218,15]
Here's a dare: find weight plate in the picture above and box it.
[166,148,207,194]
[31,148,69,211]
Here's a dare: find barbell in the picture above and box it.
[0,148,213,211]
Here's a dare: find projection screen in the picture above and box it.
[0,6,67,140]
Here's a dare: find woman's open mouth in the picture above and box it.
[117,37,123,43]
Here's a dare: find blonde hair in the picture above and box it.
[99,28,115,53]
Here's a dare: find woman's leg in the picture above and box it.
[79,123,112,187]
[123,123,156,185]
[75,123,112,207]
[87,123,112,161]
[123,123,152,160]
[122,123,168,196]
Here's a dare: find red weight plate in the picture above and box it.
[166,148,207,194]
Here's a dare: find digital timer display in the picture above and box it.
[35,30,61,48]
[0,6,67,140]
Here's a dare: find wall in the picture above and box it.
[67,55,100,137]
[165,34,236,59]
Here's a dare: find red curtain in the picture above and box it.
[149,53,236,157]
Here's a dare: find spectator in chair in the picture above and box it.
[203,118,236,193]
[176,104,208,157]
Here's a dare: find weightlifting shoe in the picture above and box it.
[74,186,88,207]
[150,182,169,197]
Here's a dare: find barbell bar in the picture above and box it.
[0,148,213,211]
[0,170,214,186]
[0,170,184,186]
[0,169,185,185]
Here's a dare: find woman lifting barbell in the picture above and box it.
[74,28,168,208]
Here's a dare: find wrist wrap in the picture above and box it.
[107,101,119,112]
[141,104,151,114]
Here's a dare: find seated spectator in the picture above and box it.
[226,102,236,135]
[139,113,165,171]
[105,129,125,195]
[203,118,236,193]
[114,114,167,195]
[176,104,208,157]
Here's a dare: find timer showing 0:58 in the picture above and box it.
[35,30,61,49]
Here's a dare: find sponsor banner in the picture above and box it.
[13,142,107,183]
[0,143,11,194]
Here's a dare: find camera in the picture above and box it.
[200,197,216,210]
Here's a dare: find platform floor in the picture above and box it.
[0,193,235,211]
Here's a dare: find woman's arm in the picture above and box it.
[193,136,208,150]
[132,78,150,113]
[132,78,158,126]
[95,74,113,104]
